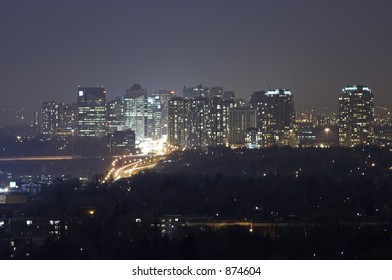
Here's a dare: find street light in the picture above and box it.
[324,127,330,146]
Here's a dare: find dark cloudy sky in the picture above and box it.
[1,0,392,110]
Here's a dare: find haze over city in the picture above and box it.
[1,0,392,262]
[1,0,392,110]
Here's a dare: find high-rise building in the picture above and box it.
[41,101,57,136]
[151,89,176,137]
[222,99,236,145]
[55,103,76,137]
[250,90,266,130]
[145,95,163,140]
[250,89,296,147]
[228,108,257,146]
[338,85,374,146]
[168,97,186,147]
[185,98,209,148]
[124,84,147,142]
[168,96,225,148]
[77,86,107,137]
[208,97,224,146]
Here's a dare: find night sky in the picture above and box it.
[1,0,392,110]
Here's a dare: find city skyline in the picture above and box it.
[31,84,382,150]
[2,1,392,262]
[1,0,392,110]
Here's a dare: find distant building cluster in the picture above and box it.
[38,85,178,153]
[168,85,377,149]
[30,83,392,149]
[168,86,300,149]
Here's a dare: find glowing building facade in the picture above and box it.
[77,86,107,137]
[338,85,374,146]
[168,96,226,148]
[168,97,186,147]
[151,89,176,137]
[208,97,224,146]
[250,89,296,147]
[145,95,162,140]
[185,98,210,148]
[124,84,147,142]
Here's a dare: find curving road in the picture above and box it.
[104,155,166,182]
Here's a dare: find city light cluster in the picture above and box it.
[36,83,389,160]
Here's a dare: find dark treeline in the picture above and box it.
[159,146,391,178]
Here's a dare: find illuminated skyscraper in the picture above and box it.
[185,97,209,148]
[250,90,266,131]
[250,89,296,147]
[151,89,176,137]
[77,86,107,137]
[145,95,162,140]
[338,85,374,146]
[222,99,236,145]
[208,97,225,146]
[124,84,147,142]
[168,97,186,147]
[168,96,225,148]
[169,86,235,148]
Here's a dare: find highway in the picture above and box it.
[0,156,80,161]
[102,138,179,183]
[103,154,168,182]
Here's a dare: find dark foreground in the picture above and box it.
[1,146,392,259]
